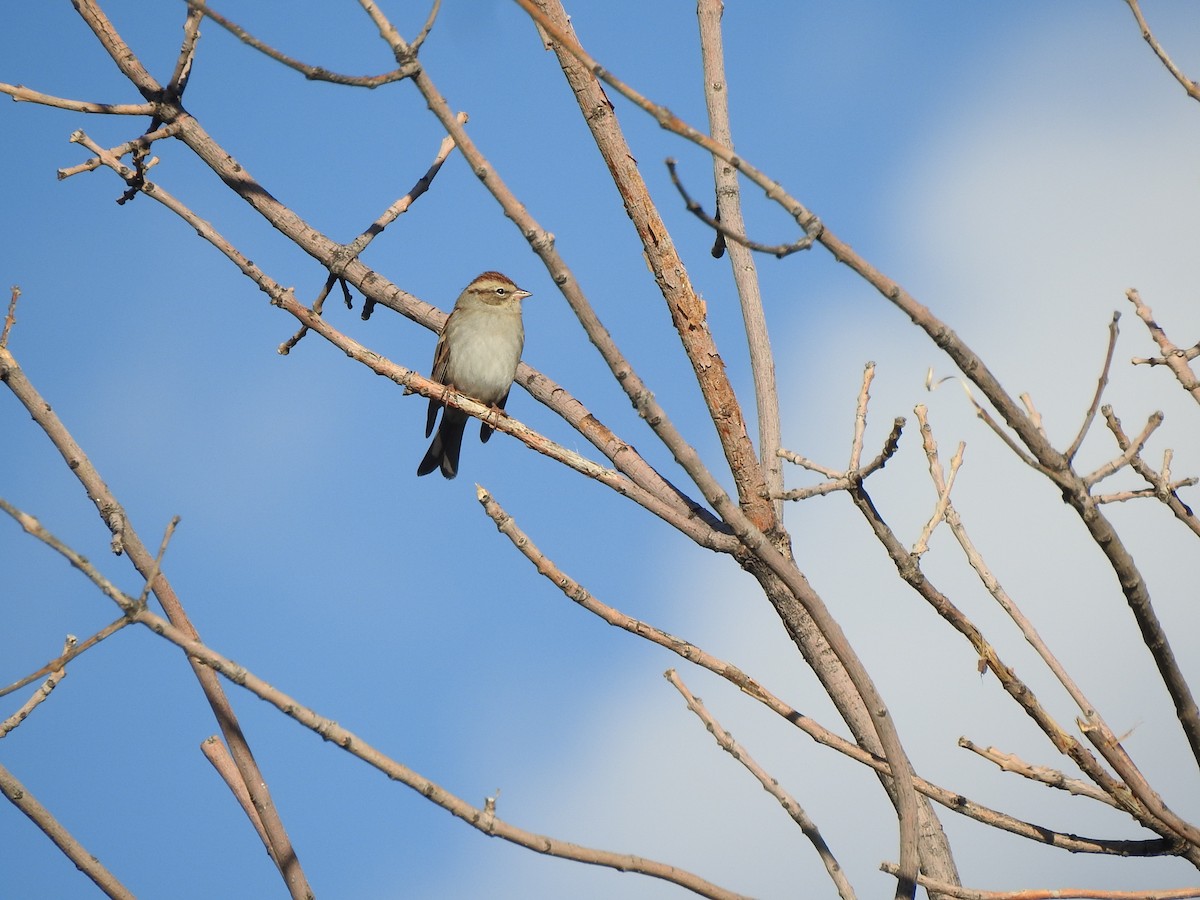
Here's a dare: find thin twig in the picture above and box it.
[0,607,128,700]
[0,636,74,738]
[666,158,815,257]
[1082,410,1163,488]
[957,739,1117,807]
[1127,289,1200,403]
[1065,312,1120,463]
[1102,408,1199,537]
[911,440,963,556]
[166,0,205,100]
[0,82,154,115]
[409,0,443,53]
[187,1,417,86]
[846,477,1164,827]
[666,669,857,900]
[1,285,18,347]
[280,114,466,353]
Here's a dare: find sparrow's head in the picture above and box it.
[461,271,532,308]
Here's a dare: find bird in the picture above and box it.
[417,271,531,479]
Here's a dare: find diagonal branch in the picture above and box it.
[666,669,857,900]
[0,761,136,900]
[1123,0,1200,102]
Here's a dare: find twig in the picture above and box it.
[846,475,1161,826]
[0,612,129,700]
[280,114,466,354]
[0,82,154,115]
[1065,313,1120,463]
[57,123,182,181]
[666,669,857,900]
[774,367,902,501]
[187,1,418,86]
[1,285,18,347]
[666,158,815,257]
[137,516,179,606]
[409,0,443,54]
[1082,409,1163,488]
[1123,0,1200,102]
[1127,289,1200,403]
[911,440,963,557]
[0,761,136,900]
[1096,481,1197,506]
[166,0,204,101]
[957,739,1117,807]
[1079,714,1200,847]
[849,362,876,470]
[0,636,74,738]
[1102,408,1199,537]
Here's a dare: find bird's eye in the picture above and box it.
[495,288,508,296]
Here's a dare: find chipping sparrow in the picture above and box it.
[417,271,532,479]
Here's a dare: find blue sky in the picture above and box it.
[3,3,1200,898]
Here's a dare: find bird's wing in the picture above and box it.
[425,326,452,437]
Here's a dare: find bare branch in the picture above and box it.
[0,82,154,115]
[666,158,815,258]
[1123,0,1200,102]
[409,0,443,54]
[912,440,963,557]
[1127,289,1200,403]
[1,285,18,347]
[166,0,204,100]
[1103,408,1200,537]
[957,739,1118,808]
[1082,409,1163,488]
[187,1,417,87]
[280,114,467,354]
[775,365,903,501]
[0,605,128,701]
[0,636,74,738]
[0,761,136,900]
[666,669,857,900]
[1065,312,1121,463]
